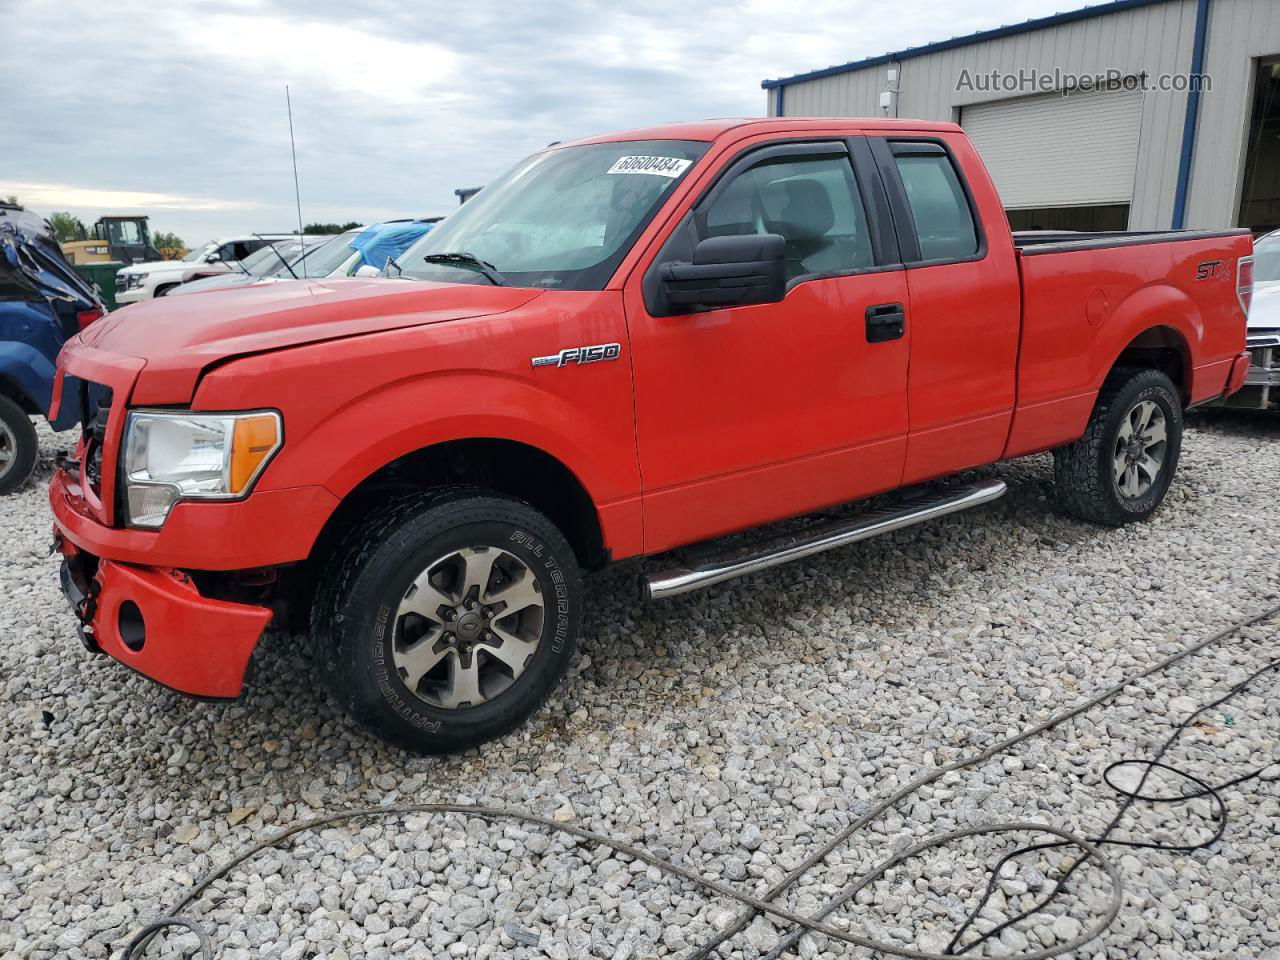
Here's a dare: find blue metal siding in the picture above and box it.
[1170,0,1213,228]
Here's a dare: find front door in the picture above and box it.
[625,138,913,553]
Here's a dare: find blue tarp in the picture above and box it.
[349,219,435,271]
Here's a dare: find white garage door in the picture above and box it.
[961,87,1145,209]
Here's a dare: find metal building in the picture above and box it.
[762,0,1280,233]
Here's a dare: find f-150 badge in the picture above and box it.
[531,343,621,369]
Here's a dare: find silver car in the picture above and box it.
[1222,229,1280,411]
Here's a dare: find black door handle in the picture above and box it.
[866,303,905,343]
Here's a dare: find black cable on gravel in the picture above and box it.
[116,602,1280,960]
[756,654,1280,960]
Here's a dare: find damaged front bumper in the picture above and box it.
[55,536,273,700]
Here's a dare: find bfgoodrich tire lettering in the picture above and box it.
[1052,367,1183,526]
[312,488,582,753]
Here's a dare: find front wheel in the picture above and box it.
[0,394,38,495]
[1053,367,1183,526]
[312,488,582,753]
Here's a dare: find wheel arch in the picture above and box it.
[1098,283,1201,402]
[0,345,53,415]
[1109,324,1193,401]
[0,372,40,415]
[310,436,610,575]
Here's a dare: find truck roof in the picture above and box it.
[562,116,964,147]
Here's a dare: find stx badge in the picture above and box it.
[531,343,622,369]
[1195,260,1227,281]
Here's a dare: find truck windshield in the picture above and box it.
[397,139,708,290]
[285,230,359,277]
[239,242,304,277]
[1255,232,1280,283]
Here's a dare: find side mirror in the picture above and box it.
[205,252,222,263]
[354,264,381,278]
[660,234,786,312]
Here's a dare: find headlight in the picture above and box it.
[123,410,282,528]
[124,273,145,289]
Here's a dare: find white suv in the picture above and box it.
[115,234,297,304]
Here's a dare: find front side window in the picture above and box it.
[892,149,979,262]
[218,241,257,262]
[704,154,874,280]
[396,139,708,290]
[106,220,143,245]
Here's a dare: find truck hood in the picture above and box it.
[75,277,543,404]
[167,272,262,296]
[118,259,187,276]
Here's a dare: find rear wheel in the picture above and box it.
[1053,367,1183,526]
[312,488,582,753]
[0,394,38,495]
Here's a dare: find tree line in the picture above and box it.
[4,194,361,258]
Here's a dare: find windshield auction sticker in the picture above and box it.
[607,156,693,178]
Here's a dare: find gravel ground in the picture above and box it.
[3,412,1279,960]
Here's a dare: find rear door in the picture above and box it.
[868,135,1021,484]
[626,137,913,553]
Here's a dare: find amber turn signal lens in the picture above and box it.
[229,415,281,493]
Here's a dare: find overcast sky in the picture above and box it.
[4,0,1070,245]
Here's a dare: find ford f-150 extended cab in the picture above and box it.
[49,119,1253,753]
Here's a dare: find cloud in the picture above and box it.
[6,181,261,212]
[5,0,1071,243]
[190,14,463,107]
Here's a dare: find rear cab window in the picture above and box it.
[881,141,982,264]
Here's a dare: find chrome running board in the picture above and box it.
[642,479,1007,600]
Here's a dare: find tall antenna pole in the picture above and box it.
[285,85,306,276]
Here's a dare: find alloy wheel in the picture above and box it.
[392,545,544,709]
[0,419,15,481]
[1113,399,1167,498]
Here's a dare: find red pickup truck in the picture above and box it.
[50,118,1252,752]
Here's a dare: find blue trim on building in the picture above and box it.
[760,0,1173,89]
[1171,0,1212,228]
[776,84,785,117]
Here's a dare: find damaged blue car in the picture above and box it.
[0,203,104,493]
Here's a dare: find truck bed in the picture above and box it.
[1004,227,1253,459]
[1013,228,1250,253]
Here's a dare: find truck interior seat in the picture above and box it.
[767,178,837,279]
